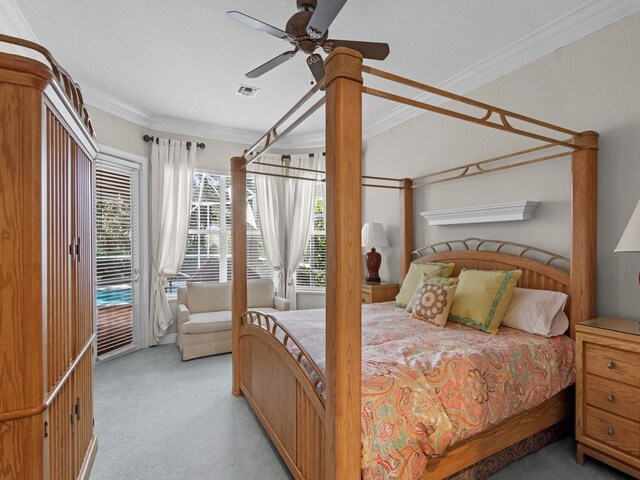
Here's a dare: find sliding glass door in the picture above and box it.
[95,158,142,361]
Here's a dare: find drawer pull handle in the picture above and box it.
[607,360,615,369]
[607,394,614,402]
[607,426,614,436]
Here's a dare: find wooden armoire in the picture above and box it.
[0,36,98,479]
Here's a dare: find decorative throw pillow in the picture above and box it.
[406,274,459,312]
[501,287,569,337]
[410,281,457,327]
[395,262,455,309]
[449,268,522,334]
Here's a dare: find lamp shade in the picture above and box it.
[361,222,389,248]
[615,200,640,252]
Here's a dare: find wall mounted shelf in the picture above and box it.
[420,201,540,226]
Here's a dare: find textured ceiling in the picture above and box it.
[16,0,592,142]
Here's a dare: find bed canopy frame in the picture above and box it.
[229,48,598,480]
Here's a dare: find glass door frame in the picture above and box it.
[94,145,150,363]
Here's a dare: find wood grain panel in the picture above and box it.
[570,136,598,338]
[296,382,325,480]
[585,406,640,458]
[46,107,73,393]
[71,147,94,355]
[586,374,640,421]
[324,47,363,480]
[0,415,44,480]
[399,178,413,283]
[585,343,640,387]
[0,78,44,415]
[231,157,247,396]
[48,370,73,480]
[72,348,94,478]
[250,338,297,457]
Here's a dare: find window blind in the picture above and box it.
[169,171,272,290]
[297,183,326,289]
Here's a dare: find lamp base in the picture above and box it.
[365,248,382,283]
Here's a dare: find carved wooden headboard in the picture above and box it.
[412,238,572,335]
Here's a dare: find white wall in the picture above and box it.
[87,106,247,171]
[363,12,640,320]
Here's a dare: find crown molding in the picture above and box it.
[0,0,38,40]
[3,0,639,149]
[362,0,640,141]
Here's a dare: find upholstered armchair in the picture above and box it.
[176,279,290,361]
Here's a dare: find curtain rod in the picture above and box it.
[243,151,326,158]
[143,135,205,150]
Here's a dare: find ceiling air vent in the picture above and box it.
[236,85,260,97]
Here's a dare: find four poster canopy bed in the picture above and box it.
[229,48,599,479]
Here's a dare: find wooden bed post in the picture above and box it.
[324,47,363,480]
[400,178,413,283]
[570,131,599,338]
[231,156,247,396]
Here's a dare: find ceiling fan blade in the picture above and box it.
[227,11,296,44]
[306,0,347,40]
[246,50,297,78]
[306,54,325,84]
[324,39,390,60]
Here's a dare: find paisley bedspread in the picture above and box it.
[271,302,575,480]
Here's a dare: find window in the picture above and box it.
[296,184,326,289]
[167,171,271,291]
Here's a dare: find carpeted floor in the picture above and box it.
[91,345,631,480]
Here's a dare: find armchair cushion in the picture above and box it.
[187,282,231,313]
[180,311,232,334]
[248,279,277,308]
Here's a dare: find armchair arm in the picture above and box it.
[274,296,290,311]
[177,304,191,328]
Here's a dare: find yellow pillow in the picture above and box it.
[406,274,459,312]
[410,282,457,327]
[448,268,522,333]
[395,262,454,309]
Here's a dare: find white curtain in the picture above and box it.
[150,138,196,343]
[256,153,321,309]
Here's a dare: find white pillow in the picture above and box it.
[501,287,569,337]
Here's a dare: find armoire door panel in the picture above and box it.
[46,107,73,395]
[71,146,94,355]
[47,374,74,480]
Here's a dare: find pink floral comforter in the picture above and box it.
[272,302,575,480]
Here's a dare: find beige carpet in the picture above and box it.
[91,345,629,480]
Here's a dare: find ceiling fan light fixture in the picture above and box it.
[236,85,260,97]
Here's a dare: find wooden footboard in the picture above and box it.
[238,310,574,480]
[239,311,326,480]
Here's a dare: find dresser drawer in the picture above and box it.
[585,406,640,457]
[585,343,640,387]
[585,374,640,422]
[361,291,371,304]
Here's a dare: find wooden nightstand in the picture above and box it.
[576,317,640,478]
[361,281,399,304]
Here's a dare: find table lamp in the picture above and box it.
[615,199,640,285]
[361,222,389,282]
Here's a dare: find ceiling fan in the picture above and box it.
[227,0,390,83]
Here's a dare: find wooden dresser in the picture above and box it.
[361,281,399,304]
[0,37,98,480]
[576,317,640,478]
